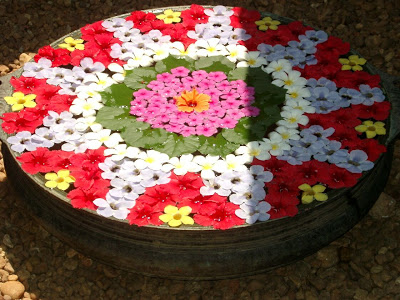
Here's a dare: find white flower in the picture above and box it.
[146,43,170,61]
[213,154,248,173]
[125,48,154,69]
[200,177,231,196]
[194,38,228,57]
[139,169,171,187]
[237,51,267,68]
[225,44,248,62]
[109,178,143,200]
[75,116,103,132]
[277,110,309,128]
[263,59,292,74]
[283,99,316,114]
[22,58,52,79]
[102,18,133,32]
[272,70,307,88]
[7,131,38,153]
[169,42,199,59]
[108,63,126,82]
[235,141,271,162]
[135,150,169,170]
[31,127,59,148]
[161,154,198,175]
[69,98,103,117]
[99,157,125,180]
[285,85,311,101]
[84,129,123,149]
[83,72,116,89]
[249,165,273,183]
[229,184,266,205]
[235,202,271,224]
[274,126,300,142]
[104,144,141,161]
[263,133,291,156]
[93,195,134,220]
[114,27,141,42]
[192,155,222,179]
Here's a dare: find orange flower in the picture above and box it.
[174,88,211,113]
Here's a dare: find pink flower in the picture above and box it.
[181,127,196,137]
[196,125,217,136]
[191,70,208,82]
[171,66,190,77]
[157,72,174,82]
[207,71,227,82]
[147,80,165,90]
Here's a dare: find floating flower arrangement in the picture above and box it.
[1,5,390,229]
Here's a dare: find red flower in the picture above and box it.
[1,111,43,134]
[33,84,61,103]
[352,101,391,121]
[81,21,112,41]
[287,21,313,37]
[179,193,226,214]
[10,76,47,94]
[161,24,195,47]
[319,164,361,189]
[126,11,157,33]
[262,26,296,46]
[16,148,53,174]
[180,4,208,30]
[70,48,121,67]
[34,45,71,67]
[328,125,360,148]
[265,175,302,198]
[148,19,172,32]
[267,195,299,219]
[334,70,381,90]
[67,186,109,210]
[348,139,386,162]
[252,156,288,177]
[47,150,78,172]
[70,147,106,171]
[316,36,350,56]
[84,33,121,55]
[137,185,179,212]
[297,52,342,80]
[127,202,163,226]
[313,108,362,129]
[70,167,109,190]
[168,172,203,198]
[294,160,331,185]
[230,7,260,32]
[194,202,244,230]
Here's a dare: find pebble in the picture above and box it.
[316,247,339,268]
[369,193,396,219]
[0,281,25,299]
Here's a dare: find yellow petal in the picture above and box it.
[24,101,37,108]
[178,206,192,216]
[339,58,349,64]
[168,219,182,227]
[364,120,374,126]
[376,128,386,135]
[312,185,326,193]
[375,122,385,127]
[75,44,85,50]
[352,65,363,71]
[13,92,25,99]
[255,20,265,26]
[164,205,178,214]
[302,195,314,204]
[58,182,70,191]
[45,173,58,180]
[181,216,194,225]
[341,65,351,71]
[12,104,24,111]
[45,181,58,189]
[315,193,328,202]
[298,183,311,191]
[64,37,75,43]
[159,214,173,223]
[58,170,70,178]
[366,131,377,138]
[355,125,367,132]
[24,94,37,101]
[164,9,174,15]
[64,175,76,183]
[4,96,16,104]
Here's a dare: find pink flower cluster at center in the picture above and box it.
[129,67,260,137]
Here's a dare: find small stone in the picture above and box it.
[0,65,10,74]
[369,193,396,219]
[0,281,25,299]
[338,247,352,262]
[7,275,18,281]
[370,265,383,273]
[102,265,119,278]
[4,263,14,274]
[63,259,78,271]
[2,235,13,249]
[18,53,33,64]
[0,270,9,282]
[4,295,12,300]
[66,249,77,258]
[0,257,6,269]
[353,288,368,300]
[247,279,264,292]
[0,173,6,183]
[316,247,339,268]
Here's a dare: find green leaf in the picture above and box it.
[99,84,134,107]
[153,135,200,157]
[96,107,150,131]
[246,68,272,85]
[124,67,157,90]
[198,134,239,157]
[228,67,249,81]
[120,128,144,146]
[134,128,169,148]
[194,56,235,73]
[221,127,249,144]
[155,55,195,73]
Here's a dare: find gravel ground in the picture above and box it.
[0,0,400,299]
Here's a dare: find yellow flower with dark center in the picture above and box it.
[156,9,181,24]
[255,17,280,31]
[355,120,386,138]
[174,88,211,113]
[59,37,85,51]
[4,92,37,111]
[45,170,76,191]
[339,55,366,71]
[298,184,328,204]
[159,205,194,227]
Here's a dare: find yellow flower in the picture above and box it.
[174,88,211,113]
[45,170,75,191]
[339,55,366,71]
[59,37,85,51]
[255,17,280,31]
[4,92,37,111]
[298,184,328,204]
[156,9,181,24]
[355,120,386,138]
[159,205,194,227]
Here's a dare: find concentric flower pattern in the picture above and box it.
[1,5,390,230]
